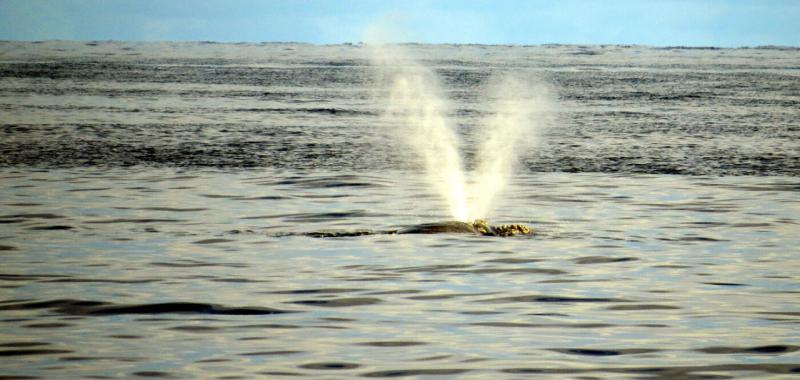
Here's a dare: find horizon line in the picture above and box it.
[3,39,799,50]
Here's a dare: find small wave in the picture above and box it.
[192,238,235,244]
[114,207,208,212]
[502,363,800,377]
[479,295,630,303]
[362,368,470,377]
[0,213,64,219]
[27,225,73,230]
[572,256,638,264]
[696,345,799,354]
[606,304,681,311]
[0,348,73,356]
[130,371,177,378]
[274,175,384,188]
[149,260,247,268]
[289,297,382,307]
[550,348,659,356]
[355,341,427,347]
[239,350,304,356]
[0,299,297,316]
[298,362,360,370]
[282,211,388,223]
[471,322,616,329]
[67,187,112,192]
[265,288,364,295]
[84,218,184,224]
[230,107,376,116]
[703,282,748,287]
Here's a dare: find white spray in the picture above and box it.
[376,47,469,221]
[373,45,552,222]
[468,74,552,220]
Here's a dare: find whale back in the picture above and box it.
[397,221,478,234]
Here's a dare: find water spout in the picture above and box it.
[373,46,552,221]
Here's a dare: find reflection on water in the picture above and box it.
[1,168,798,378]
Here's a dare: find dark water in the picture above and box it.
[1,41,799,379]
[1,41,798,175]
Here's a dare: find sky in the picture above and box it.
[0,0,798,47]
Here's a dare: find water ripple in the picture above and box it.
[0,299,297,316]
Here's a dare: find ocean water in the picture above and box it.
[1,41,799,379]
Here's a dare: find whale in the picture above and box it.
[298,219,531,238]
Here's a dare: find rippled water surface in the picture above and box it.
[2,169,798,378]
[1,42,799,378]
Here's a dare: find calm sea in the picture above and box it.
[1,41,798,379]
